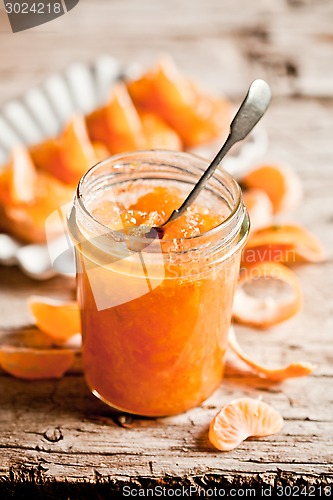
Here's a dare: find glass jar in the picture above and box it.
[68,151,249,417]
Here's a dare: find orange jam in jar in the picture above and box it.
[68,151,249,416]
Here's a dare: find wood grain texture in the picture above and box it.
[0,0,333,497]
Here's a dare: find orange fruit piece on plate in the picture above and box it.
[241,163,302,213]
[86,107,112,150]
[29,297,81,344]
[60,115,98,184]
[0,346,75,380]
[127,56,231,148]
[228,328,316,381]
[30,115,98,185]
[0,148,74,243]
[0,174,74,243]
[242,189,273,232]
[92,141,110,162]
[29,138,61,178]
[233,262,303,328]
[242,224,325,266]
[139,111,182,150]
[0,146,37,204]
[86,83,145,154]
[209,397,283,451]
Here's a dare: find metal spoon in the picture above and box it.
[145,79,272,239]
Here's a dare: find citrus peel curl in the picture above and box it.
[243,224,325,266]
[233,262,303,328]
[228,328,316,381]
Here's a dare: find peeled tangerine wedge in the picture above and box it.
[242,189,274,232]
[242,224,325,266]
[139,111,182,150]
[29,297,81,344]
[0,146,37,206]
[233,262,303,328]
[86,83,146,154]
[87,83,182,153]
[127,56,231,148]
[30,115,98,185]
[0,148,74,243]
[0,146,37,204]
[242,163,302,214]
[228,328,316,381]
[29,138,61,179]
[60,115,98,184]
[0,346,75,380]
[209,398,284,451]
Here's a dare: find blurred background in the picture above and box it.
[0,0,332,99]
[0,0,332,227]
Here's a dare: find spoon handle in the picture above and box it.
[164,79,272,225]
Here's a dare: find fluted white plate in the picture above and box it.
[0,56,268,280]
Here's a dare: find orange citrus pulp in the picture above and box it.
[29,297,81,343]
[209,397,283,451]
[242,163,302,214]
[127,56,231,148]
[30,115,98,185]
[0,148,74,243]
[0,346,75,380]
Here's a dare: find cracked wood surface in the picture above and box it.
[0,0,333,497]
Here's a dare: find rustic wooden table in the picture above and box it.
[0,0,332,498]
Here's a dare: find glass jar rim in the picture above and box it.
[75,150,246,248]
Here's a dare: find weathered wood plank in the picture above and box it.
[0,376,332,480]
[0,0,333,495]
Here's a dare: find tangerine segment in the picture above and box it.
[233,262,303,328]
[243,224,325,265]
[139,111,182,150]
[228,328,316,381]
[60,115,98,184]
[0,346,75,380]
[0,172,74,243]
[209,397,283,451]
[241,163,302,213]
[86,107,111,150]
[92,141,111,162]
[127,56,231,148]
[30,116,98,185]
[242,189,273,232]
[86,83,145,154]
[0,146,38,205]
[29,297,81,343]
[29,138,61,177]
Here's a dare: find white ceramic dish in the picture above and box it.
[0,56,268,280]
